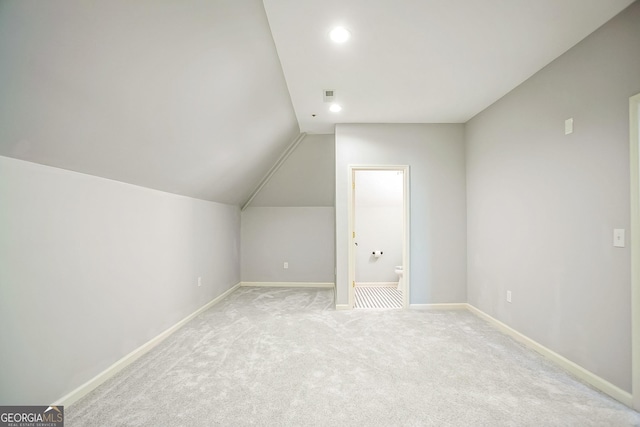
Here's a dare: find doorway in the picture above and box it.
[348,166,410,309]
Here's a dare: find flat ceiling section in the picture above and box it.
[263,0,634,134]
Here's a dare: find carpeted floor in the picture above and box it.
[66,287,640,426]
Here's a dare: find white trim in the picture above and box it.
[240,282,334,288]
[356,282,398,287]
[348,168,355,309]
[409,303,467,310]
[348,165,411,310]
[630,92,640,410]
[241,132,307,211]
[466,303,633,407]
[54,282,241,407]
[402,167,411,310]
[335,304,350,311]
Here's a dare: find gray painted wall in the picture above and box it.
[0,156,240,405]
[466,2,640,392]
[241,134,336,284]
[249,134,335,207]
[241,207,335,283]
[335,124,467,305]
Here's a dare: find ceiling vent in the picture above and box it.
[323,89,335,103]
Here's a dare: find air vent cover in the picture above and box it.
[323,89,335,102]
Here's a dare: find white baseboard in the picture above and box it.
[240,282,334,288]
[356,282,398,287]
[55,287,632,409]
[54,282,241,407]
[465,303,633,408]
[410,303,467,310]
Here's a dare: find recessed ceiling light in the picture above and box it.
[329,103,342,113]
[329,26,351,43]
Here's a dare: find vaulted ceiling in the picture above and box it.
[0,1,635,204]
[0,0,299,205]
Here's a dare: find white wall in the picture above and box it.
[355,171,403,283]
[335,124,466,305]
[466,2,640,392]
[0,156,240,405]
[241,207,335,283]
[355,206,403,283]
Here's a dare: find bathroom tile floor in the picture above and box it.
[354,286,402,308]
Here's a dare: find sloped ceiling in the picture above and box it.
[263,0,635,134]
[248,134,335,207]
[1,1,635,205]
[0,0,299,205]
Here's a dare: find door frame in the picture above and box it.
[630,93,640,410]
[348,165,410,309]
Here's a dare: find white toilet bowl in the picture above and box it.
[394,265,404,292]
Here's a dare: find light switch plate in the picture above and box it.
[565,118,574,135]
[613,229,625,248]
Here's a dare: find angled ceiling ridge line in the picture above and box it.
[241,132,307,211]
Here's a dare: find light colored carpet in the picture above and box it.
[355,286,402,309]
[67,287,640,426]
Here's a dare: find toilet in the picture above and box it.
[394,266,404,292]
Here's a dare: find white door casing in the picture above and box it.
[348,165,410,309]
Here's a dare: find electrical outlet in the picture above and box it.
[198,277,202,287]
[506,291,512,303]
[283,262,289,269]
